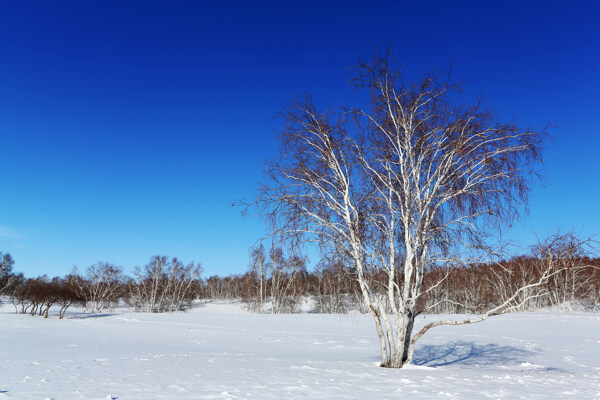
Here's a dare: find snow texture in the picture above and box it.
[1,302,599,399]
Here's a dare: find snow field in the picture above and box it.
[1,302,600,399]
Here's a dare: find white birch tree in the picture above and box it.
[130,256,202,313]
[254,50,550,367]
[0,252,18,295]
[72,262,125,313]
[248,244,266,313]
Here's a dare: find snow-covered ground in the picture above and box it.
[1,301,599,399]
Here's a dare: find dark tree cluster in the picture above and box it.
[11,275,84,319]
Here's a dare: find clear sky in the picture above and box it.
[1,1,599,278]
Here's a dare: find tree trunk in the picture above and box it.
[401,311,416,364]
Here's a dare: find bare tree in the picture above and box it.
[0,252,18,295]
[313,258,357,313]
[247,244,266,313]
[254,49,548,367]
[11,278,36,314]
[71,262,125,313]
[129,256,202,313]
[243,245,307,313]
[10,275,86,319]
[56,276,87,319]
[268,247,306,314]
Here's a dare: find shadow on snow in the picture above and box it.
[413,341,533,367]
[67,312,120,319]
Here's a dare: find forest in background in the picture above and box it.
[2,233,599,318]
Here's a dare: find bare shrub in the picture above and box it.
[129,256,202,313]
[71,262,126,313]
[268,248,306,314]
[242,246,308,313]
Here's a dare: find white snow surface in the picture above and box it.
[2,301,600,399]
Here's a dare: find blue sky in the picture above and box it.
[1,1,598,278]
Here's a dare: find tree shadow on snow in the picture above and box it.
[413,341,533,367]
[67,313,119,320]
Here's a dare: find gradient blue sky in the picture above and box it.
[1,1,598,278]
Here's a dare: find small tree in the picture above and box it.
[129,256,202,313]
[247,244,267,313]
[56,276,86,319]
[268,247,306,314]
[14,276,57,318]
[0,252,19,295]
[11,279,35,314]
[72,262,126,313]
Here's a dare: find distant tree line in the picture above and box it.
[203,234,600,314]
[229,238,600,314]
[1,254,202,318]
[1,235,599,319]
